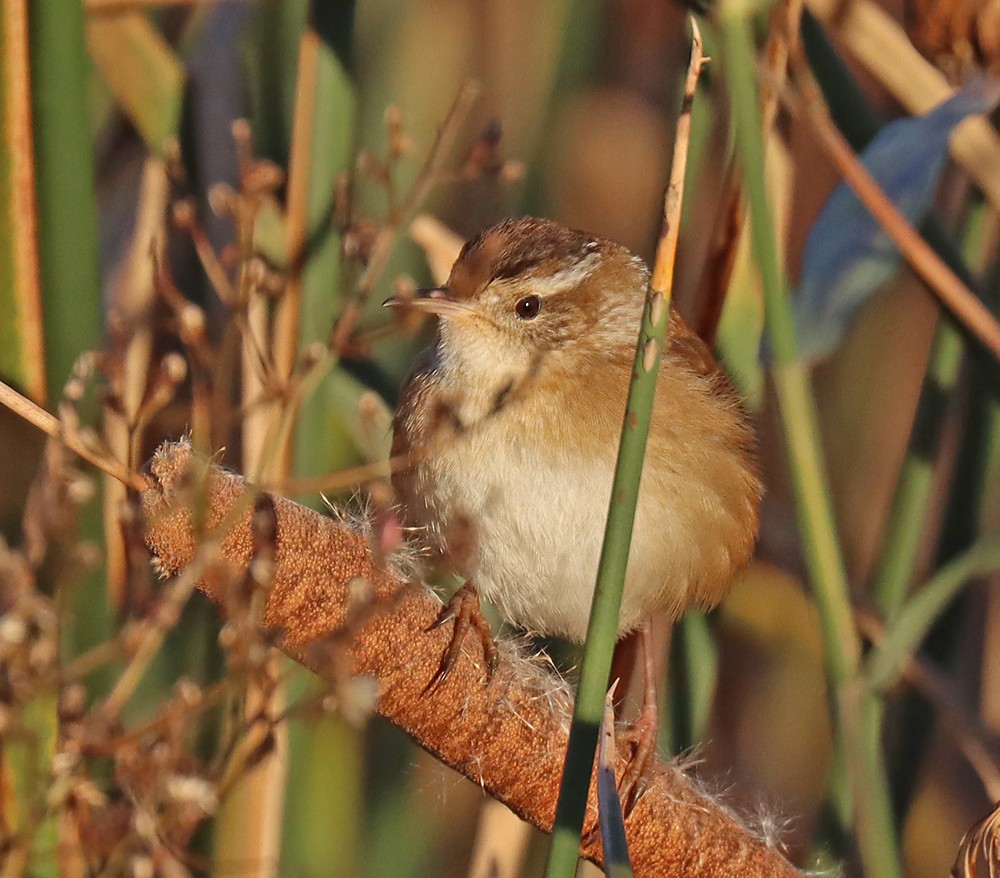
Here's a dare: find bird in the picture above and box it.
[385,216,761,785]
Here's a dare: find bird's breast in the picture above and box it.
[404,410,704,642]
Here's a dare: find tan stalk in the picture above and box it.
[0,377,147,492]
[103,159,168,606]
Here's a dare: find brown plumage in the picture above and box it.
[389,216,761,643]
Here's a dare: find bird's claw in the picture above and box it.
[618,688,658,814]
[425,583,499,691]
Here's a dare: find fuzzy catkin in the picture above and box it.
[141,440,801,878]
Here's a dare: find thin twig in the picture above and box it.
[0,377,148,491]
[328,82,480,353]
[272,455,400,497]
[99,547,209,717]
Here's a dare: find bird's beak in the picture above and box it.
[382,287,476,320]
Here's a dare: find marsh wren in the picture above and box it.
[387,216,761,695]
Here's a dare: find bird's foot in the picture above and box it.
[618,696,658,815]
[426,582,499,690]
[618,620,660,814]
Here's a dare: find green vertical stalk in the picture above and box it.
[28,0,102,398]
[14,6,104,876]
[546,26,704,870]
[873,324,963,618]
[544,281,674,878]
[719,14,901,878]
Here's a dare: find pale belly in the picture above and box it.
[415,425,695,643]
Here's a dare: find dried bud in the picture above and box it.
[171,198,196,230]
[59,683,87,723]
[231,117,252,150]
[207,184,239,219]
[166,774,218,815]
[500,160,526,184]
[66,473,95,505]
[178,304,206,341]
[329,675,379,727]
[347,576,373,606]
[160,352,188,386]
[174,677,202,707]
[0,614,27,646]
[343,219,381,266]
[302,341,327,371]
[243,159,285,195]
[460,120,505,179]
[77,541,102,572]
[245,256,285,298]
[386,104,411,158]
[355,150,385,181]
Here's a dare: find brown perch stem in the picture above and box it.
[141,441,800,877]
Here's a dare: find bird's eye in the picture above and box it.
[514,295,541,320]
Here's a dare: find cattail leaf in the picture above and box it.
[0,1,45,403]
[86,13,185,155]
[793,76,1000,361]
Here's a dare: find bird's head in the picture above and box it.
[386,217,648,385]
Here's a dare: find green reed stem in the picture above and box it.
[719,13,902,878]
[545,22,704,876]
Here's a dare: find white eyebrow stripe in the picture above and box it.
[528,252,602,296]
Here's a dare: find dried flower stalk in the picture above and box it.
[141,440,800,878]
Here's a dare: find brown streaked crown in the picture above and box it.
[446,216,601,301]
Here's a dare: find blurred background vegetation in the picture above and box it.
[1,0,999,876]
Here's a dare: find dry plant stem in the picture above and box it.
[328,82,480,354]
[271,26,318,407]
[104,159,168,606]
[0,377,148,491]
[139,441,800,878]
[787,68,1000,360]
[650,34,705,293]
[100,546,206,717]
[272,454,399,497]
